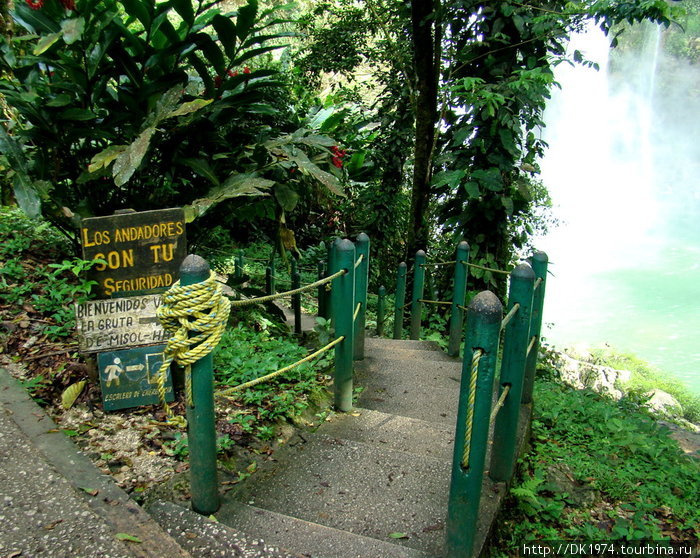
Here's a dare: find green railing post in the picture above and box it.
[377,286,386,337]
[522,251,548,404]
[392,262,407,339]
[180,255,220,516]
[354,233,370,361]
[235,249,244,280]
[446,291,502,558]
[448,241,470,357]
[291,259,301,335]
[331,238,355,412]
[409,250,426,340]
[490,263,535,482]
[317,260,326,318]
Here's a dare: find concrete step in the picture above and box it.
[365,337,444,352]
[147,500,300,558]
[215,500,429,558]
[354,358,462,426]
[320,407,455,461]
[362,345,459,363]
[229,434,451,556]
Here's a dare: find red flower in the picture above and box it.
[243,66,251,74]
[25,0,44,9]
[59,0,76,10]
[330,145,346,168]
[214,75,223,88]
[228,70,238,77]
[330,145,346,157]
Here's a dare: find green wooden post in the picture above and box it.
[331,238,355,411]
[353,233,370,361]
[377,286,386,337]
[392,262,407,339]
[317,260,326,318]
[446,291,502,558]
[409,250,427,340]
[490,263,535,482]
[522,251,548,404]
[235,249,244,280]
[291,259,301,335]
[448,241,470,357]
[180,255,220,516]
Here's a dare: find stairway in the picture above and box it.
[148,337,519,558]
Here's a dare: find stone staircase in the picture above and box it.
[148,337,526,558]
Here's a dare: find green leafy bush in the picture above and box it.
[1,0,345,238]
[489,379,700,555]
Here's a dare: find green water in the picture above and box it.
[540,239,700,395]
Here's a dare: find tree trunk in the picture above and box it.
[407,0,439,259]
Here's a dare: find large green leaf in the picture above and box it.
[120,0,152,30]
[13,174,41,219]
[112,127,156,186]
[88,145,128,173]
[273,183,299,212]
[232,44,284,66]
[179,158,220,186]
[0,124,28,174]
[166,98,213,119]
[194,33,226,76]
[59,108,96,121]
[33,32,61,55]
[212,14,237,59]
[170,0,194,26]
[184,172,274,221]
[236,0,258,41]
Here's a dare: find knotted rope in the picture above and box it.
[462,348,483,469]
[154,272,231,426]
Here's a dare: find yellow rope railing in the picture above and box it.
[216,336,344,397]
[418,299,453,307]
[353,302,361,321]
[534,277,543,290]
[354,253,365,269]
[154,272,231,427]
[420,260,457,267]
[229,269,345,307]
[490,384,511,425]
[462,348,483,469]
[463,261,512,275]
[500,303,520,331]
[527,335,537,356]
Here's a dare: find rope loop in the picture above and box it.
[462,348,483,469]
[154,272,231,426]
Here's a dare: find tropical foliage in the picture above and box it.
[0,0,346,247]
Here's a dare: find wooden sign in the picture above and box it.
[75,294,167,353]
[81,208,186,298]
[97,345,174,411]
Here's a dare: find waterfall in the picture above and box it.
[536,23,700,393]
